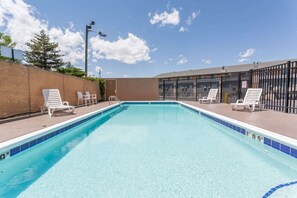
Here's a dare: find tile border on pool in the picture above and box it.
[0,103,122,159]
[179,102,297,160]
[180,104,247,136]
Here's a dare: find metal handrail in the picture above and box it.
[108,96,122,105]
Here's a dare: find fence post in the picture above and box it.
[176,78,178,100]
[285,61,291,113]
[249,69,253,88]
[196,78,198,101]
[162,80,165,100]
[220,76,223,103]
[11,48,15,62]
[238,73,241,99]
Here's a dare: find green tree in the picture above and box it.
[25,30,64,70]
[57,62,86,77]
[0,32,16,48]
[83,76,106,100]
[98,78,106,100]
[0,32,17,62]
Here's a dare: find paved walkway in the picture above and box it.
[184,101,297,140]
[0,101,296,143]
[0,102,110,143]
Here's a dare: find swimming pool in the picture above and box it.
[0,102,297,197]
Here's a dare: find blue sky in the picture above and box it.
[0,0,297,78]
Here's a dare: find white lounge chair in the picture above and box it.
[85,91,97,105]
[199,89,218,103]
[77,91,90,106]
[230,88,263,112]
[42,89,75,117]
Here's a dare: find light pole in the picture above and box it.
[85,21,106,76]
[98,69,102,78]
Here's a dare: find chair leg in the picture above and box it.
[48,108,54,117]
[70,107,74,114]
[232,105,236,111]
[249,104,255,112]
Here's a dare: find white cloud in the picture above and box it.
[0,0,85,64]
[69,21,75,30]
[151,47,158,52]
[123,74,129,78]
[186,11,199,26]
[90,33,151,64]
[164,57,173,64]
[239,48,255,58]
[48,27,84,64]
[105,71,112,75]
[149,9,180,26]
[179,26,188,32]
[239,58,248,62]
[177,54,188,65]
[88,71,95,77]
[239,48,255,62]
[95,66,103,72]
[166,1,171,10]
[202,59,212,64]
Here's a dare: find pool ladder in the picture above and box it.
[108,96,122,105]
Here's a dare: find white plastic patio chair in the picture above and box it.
[42,89,75,117]
[77,91,90,106]
[85,91,97,105]
[199,89,218,104]
[230,88,263,112]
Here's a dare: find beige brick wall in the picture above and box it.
[0,62,99,118]
[106,78,159,101]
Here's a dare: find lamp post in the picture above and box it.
[98,69,102,78]
[85,21,106,76]
[253,61,261,69]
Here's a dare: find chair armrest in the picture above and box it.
[236,99,244,104]
[63,101,69,106]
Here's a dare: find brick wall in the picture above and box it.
[0,62,99,118]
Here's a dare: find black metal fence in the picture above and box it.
[159,61,297,114]
[254,61,297,113]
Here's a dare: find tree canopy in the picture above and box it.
[57,62,86,77]
[25,30,64,70]
[0,32,17,62]
[0,32,16,48]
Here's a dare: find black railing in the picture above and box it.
[254,61,297,113]
[159,61,297,114]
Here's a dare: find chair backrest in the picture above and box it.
[207,89,218,99]
[85,91,90,97]
[42,89,63,107]
[243,88,262,104]
[77,91,84,99]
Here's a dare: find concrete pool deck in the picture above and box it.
[0,101,296,143]
[184,101,297,140]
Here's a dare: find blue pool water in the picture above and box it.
[0,104,297,197]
